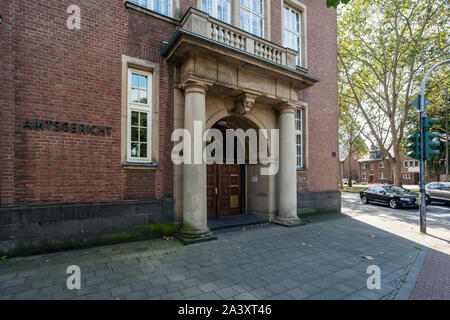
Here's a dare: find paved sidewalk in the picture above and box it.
[0,212,427,300]
[410,249,450,300]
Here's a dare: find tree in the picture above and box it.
[338,0,448,186]
[327,0,351,8]
[339,77,368,187]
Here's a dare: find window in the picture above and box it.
[403,161,409,168]
[409,160,413,167]
[295,108,304,168]
[403,174,412,179]
[379,173,386,179]
[362,163,367,170]
[130,0,172,17]
[362,173,367,179]
[414,160,419,167]
[127,69,152,162]
[240,0,264,37]
[370,164,374,170]
[282,5,302,66]
[201,0,231,23]
[378,162,384,168]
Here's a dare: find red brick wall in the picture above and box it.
[0,0,176,206]
[1,0,339,206]
[295,1,339,193]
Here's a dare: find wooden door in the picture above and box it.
[218,164,243,216]
[207,163,243,217]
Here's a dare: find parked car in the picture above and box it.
[425,182,450,205]
[360,185,418,209]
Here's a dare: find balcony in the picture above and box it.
[163,8,311,72]
[162,8,318,104]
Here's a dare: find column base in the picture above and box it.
[176,225,217,245]
[271,216,306,228]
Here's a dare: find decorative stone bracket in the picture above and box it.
[234,93,258,115]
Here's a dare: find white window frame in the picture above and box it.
[295,108,304,169]
[362,173,367,180]
[403,161,409,168]
[403,173,412,179]
[379,173,386,180]
[240,0,264,38]
[130,0,173,17]
[362,163,367,170]
[282,5,302,67]
[378,162,384,168]
[201,0,231,23]
[127,68,152,163]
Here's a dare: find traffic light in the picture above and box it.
[407,131,420,160]
[423,117,441,160]
[424,131,441,159]
[424,117,440,128]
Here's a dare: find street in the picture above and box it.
[1,192,449,300]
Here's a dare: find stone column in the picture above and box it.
[179,80,215,243]
[273,104,301,226]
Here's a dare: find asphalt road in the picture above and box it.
[342,192,450,225]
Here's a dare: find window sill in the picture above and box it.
[122,161,159,171]
[124,1,180,25]
[297,168,308,172]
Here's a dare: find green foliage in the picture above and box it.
[1,256,7,262]
[327,0,351,8]
[338,0,448,185]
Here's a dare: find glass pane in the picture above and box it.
[140,143,147,158]
[131,127,139,142]
[140,112,147,127]
[131,143,139,157]
[140,127,147,142]
[139,90,148,104]
[131,88,139,103]
[131,111,139,126]
[131,73,139,88]
[253,0,262,14]
[140,75,147,89]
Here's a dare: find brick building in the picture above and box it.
[0,0,339,254]
[339,150,359,182]
[358,148,420,185]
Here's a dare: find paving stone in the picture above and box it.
[216,287,239,299]
[181,287,202,298]
[199,282,219,293]
[110,285,132,297]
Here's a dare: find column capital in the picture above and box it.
[178,76,213,94]
[274,101,299,115]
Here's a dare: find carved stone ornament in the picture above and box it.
[234,93,257,115]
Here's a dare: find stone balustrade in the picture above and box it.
[181,8,298,70]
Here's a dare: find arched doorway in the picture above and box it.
[206,115,261,218]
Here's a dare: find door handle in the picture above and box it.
[215,187,218,195]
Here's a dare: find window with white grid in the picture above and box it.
[240,0,264,38]
[283,5,302,66]
[130,0,172,17]
[127,69,152,162]
[295,108,304,168]
[201,0,231,23]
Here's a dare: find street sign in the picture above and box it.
[411,95,430,109]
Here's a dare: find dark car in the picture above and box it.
[425,182,450,205]
[359,185,418,209]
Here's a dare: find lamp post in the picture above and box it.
[418,59,450,234]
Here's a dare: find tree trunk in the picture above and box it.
[392,159,402,186]
[339,160,344,189]
[348,154,353,187]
